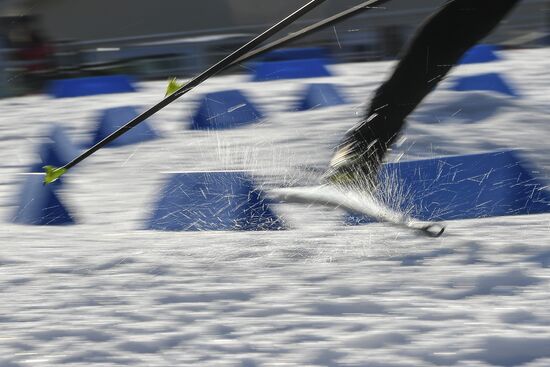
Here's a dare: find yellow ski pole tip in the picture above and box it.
[43,166,67,185]
[165,78,184,97]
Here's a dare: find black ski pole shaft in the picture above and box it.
[57,0,327,174]
[162,0,391,99]
[234,0,391,66]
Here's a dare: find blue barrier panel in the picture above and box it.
[347,151,550,224]
[412,92,511,124]
[252,58,332,82]
[12,175,75,225]
[451,73,518,97]
[47,75,136,98]
[263,47,329,61]
[191,90,263,130]
[89,106,159,147]
[30,125,80,174]
[295,83,347,111]
[147,171,284,231]
[460,44,501,64]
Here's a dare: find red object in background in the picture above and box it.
[17,31,55,73]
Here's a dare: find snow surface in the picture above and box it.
[1,48,550,366]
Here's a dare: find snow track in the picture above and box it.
[1,48,550,366]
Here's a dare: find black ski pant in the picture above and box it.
[330,0,522,178]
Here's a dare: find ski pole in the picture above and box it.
[165,0,391,96]
[44,0,327,184]
[235,0,391,65]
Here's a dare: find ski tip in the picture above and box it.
[165,78,183,97]
[43,165,67,185]
[421,223,446,238]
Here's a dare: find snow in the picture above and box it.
[1,48,550,366]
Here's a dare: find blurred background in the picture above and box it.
[0,0,549,97]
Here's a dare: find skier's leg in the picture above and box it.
[327,0,521,185]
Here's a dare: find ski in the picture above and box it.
[271,185,445,238]
[43,0,328,184]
